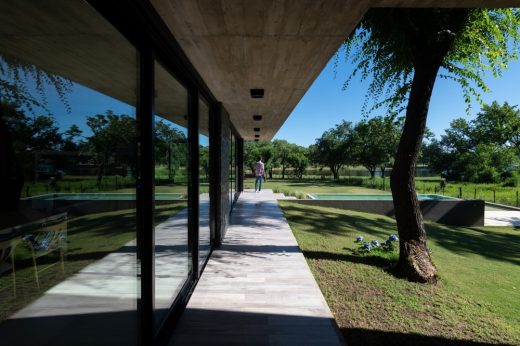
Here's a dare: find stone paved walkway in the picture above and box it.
[168,189,343,346]
[485,210,520,227]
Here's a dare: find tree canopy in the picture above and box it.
[340,8,520,283]
[310,120,356,179]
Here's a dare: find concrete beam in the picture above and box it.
[151,0,370,140]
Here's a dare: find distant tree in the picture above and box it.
[442,118,473,154]
[458,143,518,183]
[471,101,520,155]
[342,8,520,282]
[155,120,188,182]
[199,145,210,181]
[287,146,309,179]
[312,120,356,179]
[244,141,275,178]
[273,140,291,179]
[1,101,64,188]
[424,102,520,182]
[86,111,137,185]
[61,124,83,152]
[353,116,402,178]
[244,141,260,175]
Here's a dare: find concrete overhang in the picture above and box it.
[1,0,518,140]
[151,0,520,140]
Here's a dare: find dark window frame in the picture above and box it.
[86,1,220,345]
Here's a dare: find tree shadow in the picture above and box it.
[281,203,520,267]
[303,249,393,268]
[425,223,520,266]
[280,203,396,238]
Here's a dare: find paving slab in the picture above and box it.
[168,189,343,346]
[485,211,520,227]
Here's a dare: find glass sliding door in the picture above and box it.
[153,61,190,327]
[199,99,211,270]
[0,1,139,344]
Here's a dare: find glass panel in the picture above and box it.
[0,1,138,344]
[199,99,210,269]
[153,61,190,327]
[229,133,234,209]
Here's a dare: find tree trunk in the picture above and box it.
[390,59,442,283]
[380,166,386,179]
[0,106,24,211]
[368,167,376,178]
[282,165,285,179]
[268,167,273,179]
[331,166,339,180]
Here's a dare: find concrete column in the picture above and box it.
[236,138,244,193]
[213,103,230,245]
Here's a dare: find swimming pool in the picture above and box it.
[307,193,456,200]
[28,193,184,201]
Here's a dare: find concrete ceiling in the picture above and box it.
[152,0,520,140]
[0,0,192,132]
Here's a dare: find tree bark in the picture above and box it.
[390,59,442,283]
[0,104,24,211]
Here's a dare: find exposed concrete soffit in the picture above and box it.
[151,0,370,140]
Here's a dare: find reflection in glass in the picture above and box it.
[154,62,190,328]
[0,1,138,344]
[199,99,210,269]
[230,133,236,209]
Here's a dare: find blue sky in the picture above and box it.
[27,45,519,149]
[274,52,520,147]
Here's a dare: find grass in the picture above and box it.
[278,201,520,345]
[0,202,186,321]
[244,178,388,198]
[245,176,520,208]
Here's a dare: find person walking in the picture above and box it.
[253,156,265,192]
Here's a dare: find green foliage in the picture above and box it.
[353,115,402,177]
[341,8,520,115]
[245,140,308,179]
[423,102,520,183]
[287,146,309,179]
[0,54,72,113]
[154,120,188,181]
[1,101,64,179]
[311,120,356,179]
[85,111,137,182]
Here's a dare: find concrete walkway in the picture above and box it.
[169,189,343,346]
[485,211,520,227]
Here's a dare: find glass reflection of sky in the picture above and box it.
[11,73,207,144]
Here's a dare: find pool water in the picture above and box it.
[307,193,456,200]
[29,193,184,201]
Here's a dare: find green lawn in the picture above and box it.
[279,201,520,345]
[244,178,388,198]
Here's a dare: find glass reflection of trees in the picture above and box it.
[1,19,139,342]
[155,120,188,186]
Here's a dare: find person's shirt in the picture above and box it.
[253,161,265,176]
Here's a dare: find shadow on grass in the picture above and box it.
[281,203,520,267]
[281,203,395,238]
[343,328,502,346]
[425,223,520,266]
[302,250,393,268]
